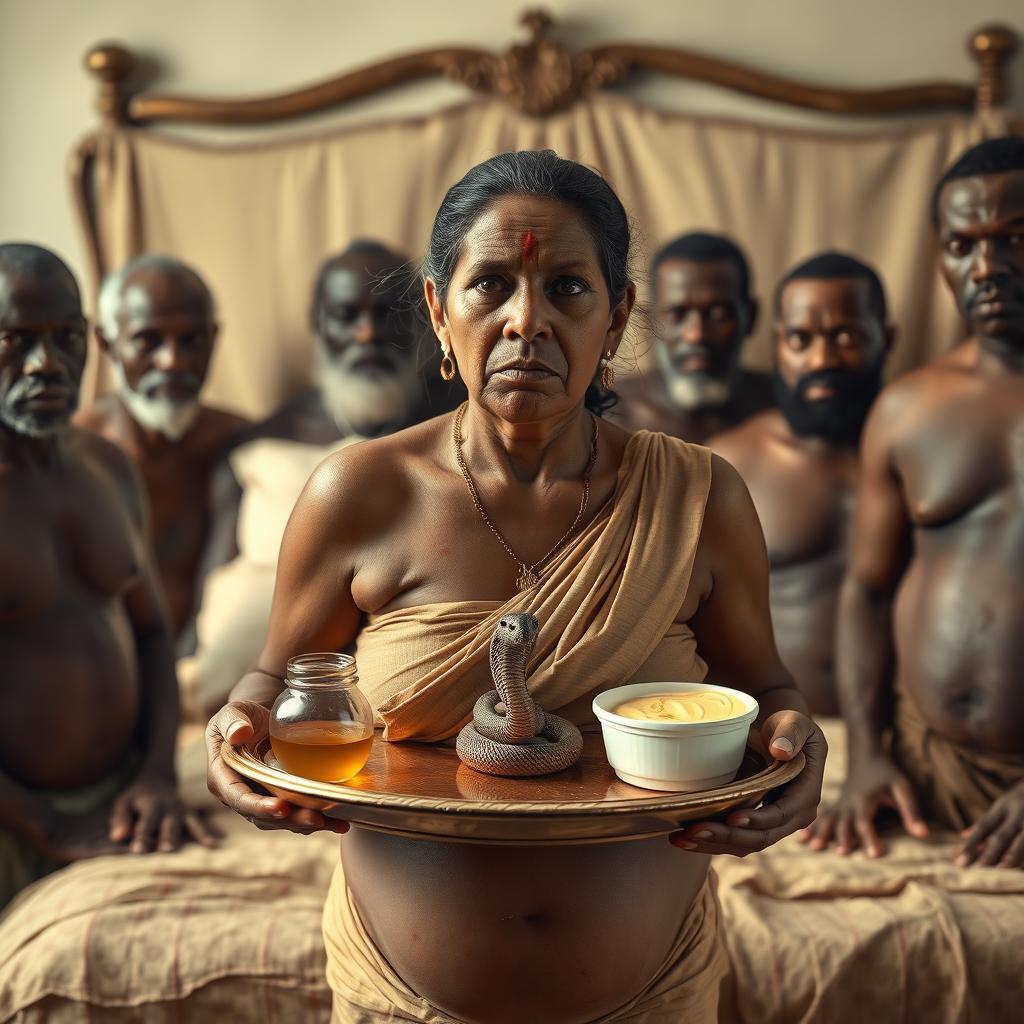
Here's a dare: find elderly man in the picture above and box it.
[612,232,772,442]
[252,239,460,444]
[203,240,462,566]
[803,136,1024,868]
[712,252,894,716]
[0,244,212,906]
[76,255,248,649]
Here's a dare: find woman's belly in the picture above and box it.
[341,827,709,1024]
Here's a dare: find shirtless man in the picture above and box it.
[802,136,1024,868]
[203,240,464,571]
[0,244,213,906]
[76,255,248,650]
[612,232,772,442]
[712,252,894,715]
[253,239,462,445]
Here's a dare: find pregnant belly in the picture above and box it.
[340,828,709,1024]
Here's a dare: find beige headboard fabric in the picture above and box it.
[79,95,1009,418]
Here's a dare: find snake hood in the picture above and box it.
[489,613,540,678]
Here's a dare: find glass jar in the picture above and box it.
[269,653,375,782]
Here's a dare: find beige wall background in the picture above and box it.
[1,0,1023,293]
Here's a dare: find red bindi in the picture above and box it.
[521,230,539,264]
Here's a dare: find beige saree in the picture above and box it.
[323,433,732,1022]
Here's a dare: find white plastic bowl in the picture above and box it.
[592,681,759,792]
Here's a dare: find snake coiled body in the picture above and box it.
[456,613,584,777]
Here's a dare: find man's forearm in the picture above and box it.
[135,628,181,779]
[836,577,896,761]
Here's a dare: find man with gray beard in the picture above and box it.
[202,240,463,570]
[252,239,458,444]
[612,232,773,443]
[0,244,213,906]
[76,255,249,651]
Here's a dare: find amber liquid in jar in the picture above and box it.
[270,720,373,782]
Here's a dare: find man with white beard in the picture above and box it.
[76,255,248,651]
[611,232,773,443]
[201,240,462,569]
[249,240,457,445]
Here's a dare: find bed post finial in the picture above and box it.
[85,44,136,126]
[968,25,1018,113]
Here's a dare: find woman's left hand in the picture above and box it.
[669,710,826,856]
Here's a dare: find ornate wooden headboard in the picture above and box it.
[73,9,1020,284]
[84,9,1017,125]
[67,9,1022,415]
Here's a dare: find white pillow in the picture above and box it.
[185,436,360,717]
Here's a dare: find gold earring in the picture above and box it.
[440,348,457,382]
[600,352,615,390]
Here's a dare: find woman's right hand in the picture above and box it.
[206,700,349,835]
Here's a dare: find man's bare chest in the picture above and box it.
[0,470,142,618]
[751,458,856,568]
[898,404,1024,529]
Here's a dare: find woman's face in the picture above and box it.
[426,194,634,423]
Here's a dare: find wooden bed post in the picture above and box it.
[84,43,137,125]
[969,25,1019,113]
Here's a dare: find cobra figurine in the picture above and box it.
[456,612,584,777]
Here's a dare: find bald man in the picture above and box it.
[803,136,1024,868]
[0,244,212,906]
[612,232,773,443]
[711,252,894,715]
[76,256,249,650]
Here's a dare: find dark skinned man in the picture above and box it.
[802,136,1024,869]
[0,244,214,906]
[612,232,772,443]
[203,239,464,573]
[712,252,894,716]
[75,255,248,653]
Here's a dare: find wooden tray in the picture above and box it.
[222,730,804,844]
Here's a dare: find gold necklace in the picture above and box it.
[453,402,599,592]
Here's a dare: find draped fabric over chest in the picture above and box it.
[355,431,712,742]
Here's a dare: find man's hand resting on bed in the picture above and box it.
[956,781,1024,869]
[669,710,826,856]
[206,700,350,836]
[797,752,928,857]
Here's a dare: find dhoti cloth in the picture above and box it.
[0,761,135,910]
[892,691,1024,832]
[323,432,730,1022]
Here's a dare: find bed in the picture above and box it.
[2,11,1022,1022]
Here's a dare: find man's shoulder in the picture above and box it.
[68,427,144,508]
[707,409,783,469]
[873,353,970,425]
[195,405,251,449]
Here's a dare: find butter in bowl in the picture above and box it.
[592,681,759,792]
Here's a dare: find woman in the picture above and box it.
[207,150,825,1023]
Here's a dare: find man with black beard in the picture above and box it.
[76,255,249,651]
[711,252,893,715]
[612,232,773,443]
